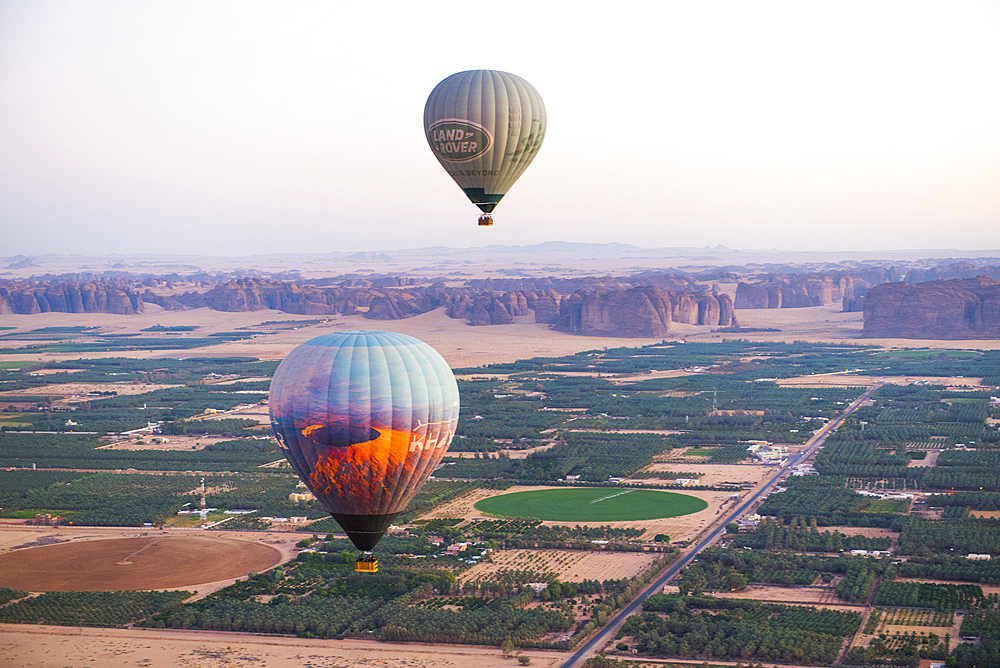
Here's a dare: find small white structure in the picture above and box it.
[968,554,992,561]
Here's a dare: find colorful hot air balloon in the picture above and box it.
[269,331,459,572]
[424,70,546,226]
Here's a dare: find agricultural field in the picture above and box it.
[1,334,999,666]
[0,533,282,592]
[473,488,708,522]
[459,549,660,587]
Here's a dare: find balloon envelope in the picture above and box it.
[269,331,460,550]
[424,70,545,215]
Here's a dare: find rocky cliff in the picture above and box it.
[904,262,1000,284]
[142,279,432,319]
[0,279,144,315]
[862,277,1000,339]
[733,270,899,312]
[553,287,734,336]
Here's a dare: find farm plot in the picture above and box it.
[703,583,859,608]
[473,488,707,522]
[0,534,281,592]
[460,548,658,586]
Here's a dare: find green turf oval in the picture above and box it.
[473,488,708,522]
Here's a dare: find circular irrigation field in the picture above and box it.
[473,488,708,522]
[0,535,282,592]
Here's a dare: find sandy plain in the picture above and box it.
[0,625,567,668]
[4,301,1000,376]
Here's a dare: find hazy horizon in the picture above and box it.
[2,1,998,256]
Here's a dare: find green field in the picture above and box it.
[473,488,708,522]
[863,498,908,513]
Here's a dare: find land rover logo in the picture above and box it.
[427,120,492,162]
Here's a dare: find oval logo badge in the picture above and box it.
[427,120,492,163]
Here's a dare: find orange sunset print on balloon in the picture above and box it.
[269,332,459,552]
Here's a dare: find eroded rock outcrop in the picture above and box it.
[2,274,735,336]
[862,277,1000,339]
[735,271,898,312]
[552,287,734,336]
[555,286,673,337]
[0,279,144,315]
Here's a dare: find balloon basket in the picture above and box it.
[355,553,378,573]
[477,214,493,226]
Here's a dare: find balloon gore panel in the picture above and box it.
[424,70,545,215]
[269,331,459,550]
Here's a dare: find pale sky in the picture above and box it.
[1,1,998,256]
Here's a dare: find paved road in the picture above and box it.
[560,383,882,668]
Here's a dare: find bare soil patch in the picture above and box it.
[462,548,658,584]
[0,533,281,592]
[702,584,858,608]
[971,510,1000,519]
[0,625,565,668]
[97,433,234,451]
[0,382,178,403]
[777,374,983,389]
[639,463,771,487]
[824,526,899,550]
[200,403,271,424]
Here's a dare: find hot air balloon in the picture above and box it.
[424,70,545,227]
[269,331,459,572]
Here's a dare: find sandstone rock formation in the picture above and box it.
[0,279,144,315]
[1,275,736,336]
[734,270,899,312]
[555,287,673,337]
[553,287,734,336]
[443,290,531,325]
[862,277,1000,339]
[904,262,1000,284]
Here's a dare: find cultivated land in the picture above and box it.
[473,488,708,522]
[461,549,659,585]
[420,485,732,544]
[0,533,281,592]
[3,257,1000,668]
[637,462,771,487]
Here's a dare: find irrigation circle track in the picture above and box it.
[473,488,708,522]
[0,534,281,592]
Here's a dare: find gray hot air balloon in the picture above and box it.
[424,70,545,226]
